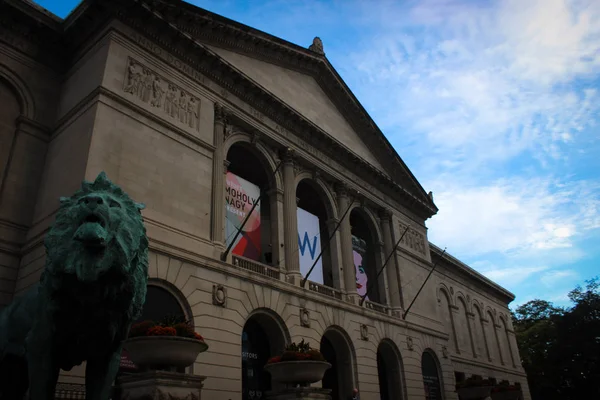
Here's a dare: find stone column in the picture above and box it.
[337,184,357,302]
[379,209,402,310]
[212,103,226,247]
[326,218,344,291]
[282,149,301,284]
[466,311,478,358]
[268,188,284,273]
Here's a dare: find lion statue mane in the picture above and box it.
[0,172,149,400]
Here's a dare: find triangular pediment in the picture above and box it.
[206,45,385,171]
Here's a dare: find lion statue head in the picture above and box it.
[43,171,149,318]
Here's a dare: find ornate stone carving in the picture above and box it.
[398,221,426,255]
[407,336,414,351]
[308,37,325,55]
[212,284,227,307]
[123,58,201,131]
[214,102,227,125]
[442,345,449,358]
[299,308,311,327]
[360,324,369,341]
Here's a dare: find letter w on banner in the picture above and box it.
[297,207,323,284]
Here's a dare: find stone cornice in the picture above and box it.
[0,1,64,68]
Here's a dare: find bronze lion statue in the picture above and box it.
[0,172,149,400]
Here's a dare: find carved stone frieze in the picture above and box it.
[398,221,426,255]
[123,58,201,131]
[212,284,227,307]
[406,336,414,351]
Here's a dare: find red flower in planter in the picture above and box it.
[128,315,207,343]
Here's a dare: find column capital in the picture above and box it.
[281,148,295,164]
[336,182,349,198]
[214,102,228,124]
[223,160,231,174]
[379,207,394,222]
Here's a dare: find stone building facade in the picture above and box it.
[0,0,531,399]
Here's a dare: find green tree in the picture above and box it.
[512,277,600,400]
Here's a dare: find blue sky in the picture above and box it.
[35,0,600,308]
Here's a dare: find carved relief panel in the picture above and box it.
[398,221,426,256]
[122,58,201,132]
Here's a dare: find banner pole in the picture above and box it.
[359,225,410,307]
[300,198,356,288]
[402,247,447,319]
[221,160,283,262]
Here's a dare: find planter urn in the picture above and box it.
[264,360,331,387]
[123,336,208,371]
[457,386,493,400]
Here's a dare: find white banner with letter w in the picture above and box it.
[297,207,323,284]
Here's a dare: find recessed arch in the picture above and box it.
[349,206,386,304]
[377,339,407,400]
[295,175,341,288]
[472,303,490,360]
[225,138,282,265]
[0,66,34,119]
[320,325,358,400]
[143,278,193,324]
[242,307,290,400]
[421,349,444,400]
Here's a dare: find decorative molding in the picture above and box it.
[398,221,426,255]
[360,324,369,341]
[214,102,227,125]
[123,58,201,132]
[212,284,227,307]
[406,336,414,351]
[299,308,310,327]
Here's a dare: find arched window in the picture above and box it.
[421,350,443,400]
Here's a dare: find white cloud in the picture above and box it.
[425,177,597,257]
[346,0,600,172]
[478,265,549,288]
[540,269,579,287]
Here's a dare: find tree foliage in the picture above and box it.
[512,277,600,400]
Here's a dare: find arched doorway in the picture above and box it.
[321,327,356,400]
[242,309,289,400]
[421,350,443,400]
[350,208,385,304]
[226,142,278,265]
[296,178,338,288]
[377,340,406,400]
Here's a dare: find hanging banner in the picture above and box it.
[352,235,369,300]
[226,172,261,261]
[297,207,323,284]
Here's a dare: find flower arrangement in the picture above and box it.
[267,339,325,364]
[128,315,205,342]
[491,380,519,393]
[455,374,495,390]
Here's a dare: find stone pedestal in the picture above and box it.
[266,387,331,400]
[116,370,206,400]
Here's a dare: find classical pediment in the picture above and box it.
[205,45,385,170]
